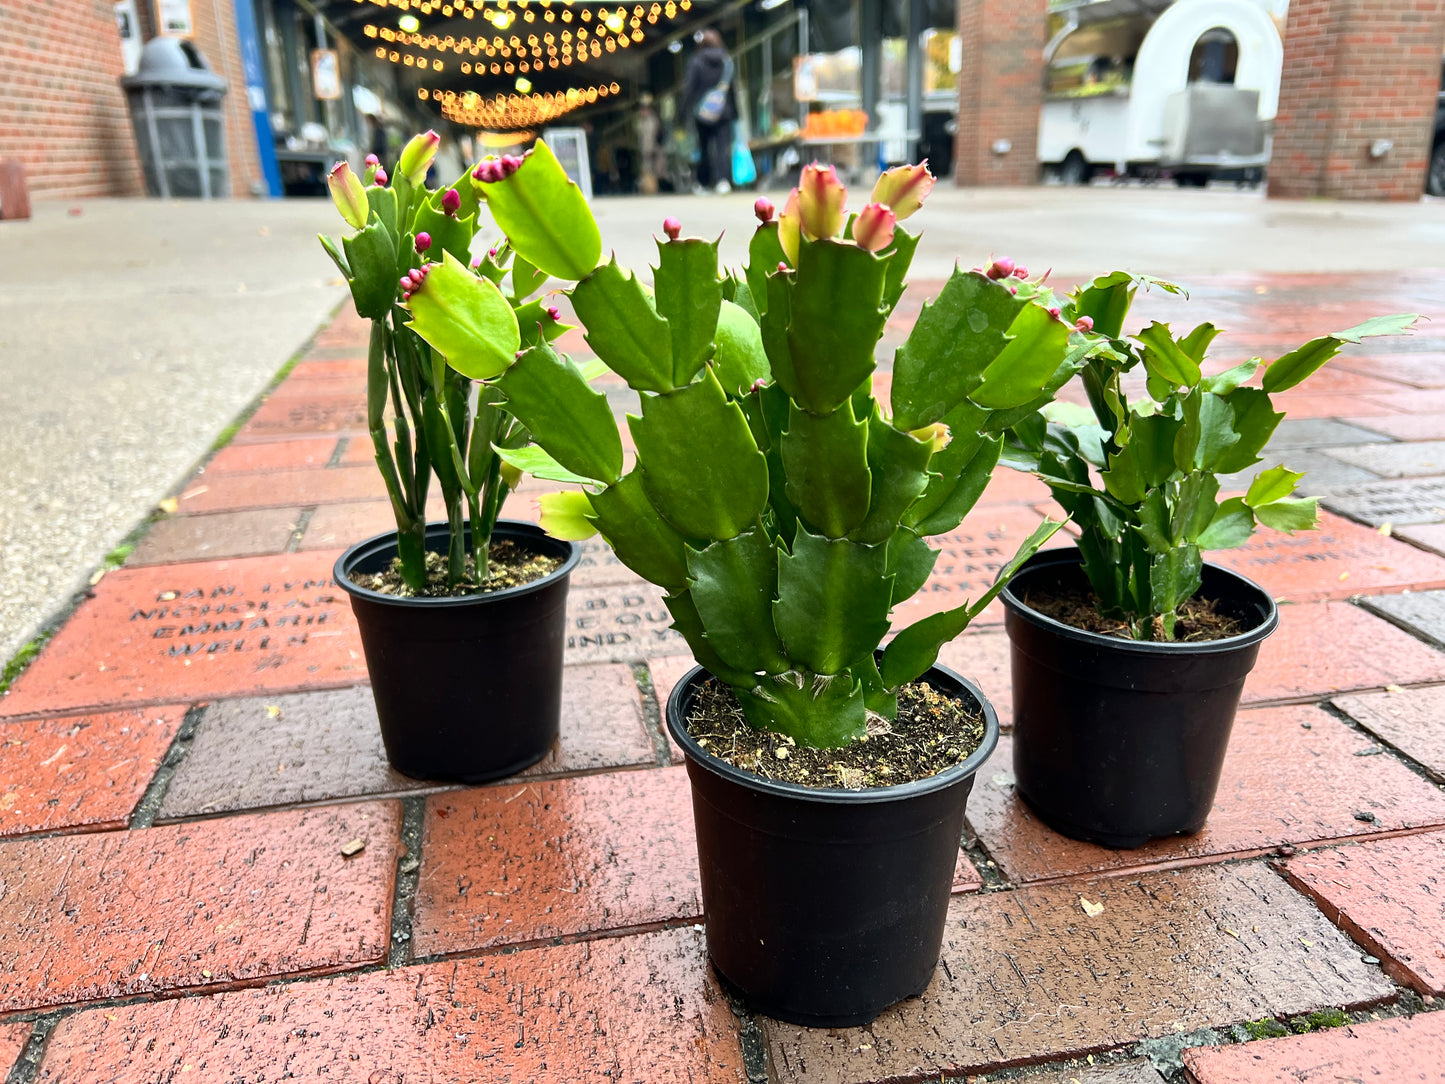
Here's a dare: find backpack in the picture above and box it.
[695,55,733,124]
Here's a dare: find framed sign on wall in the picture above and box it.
[156,0,194,36]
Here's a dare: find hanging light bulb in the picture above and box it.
[516,75,532,92]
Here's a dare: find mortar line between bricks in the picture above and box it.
[388,796,426,968]
[630,661,675,766]
[4,1013,60,1084]
[1318,699,1445,788]
[408,916,710,967]
[326,436,350,468]
[1353,593,1445,654]
[286,506,318,553]
[126,705,206,829]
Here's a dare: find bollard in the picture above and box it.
[0,160,31,221]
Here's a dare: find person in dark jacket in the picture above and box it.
[681,28,736,192]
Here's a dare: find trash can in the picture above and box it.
[122,37,229,198]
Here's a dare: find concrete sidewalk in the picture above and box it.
[4,186,1445,667]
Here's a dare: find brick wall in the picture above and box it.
[1269,0,1445,201]
[0,0,145,199]
[953,0,1047,187]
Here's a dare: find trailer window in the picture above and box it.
[1189,28,1239,85]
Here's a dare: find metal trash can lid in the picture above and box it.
[121,37,227,92]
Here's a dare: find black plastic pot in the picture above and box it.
[1000,548,1278,849]
[665,662,999,1027]
[335,520,579,783]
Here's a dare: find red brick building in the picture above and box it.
[953,0,1048,187]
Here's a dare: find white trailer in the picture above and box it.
[1038,0,1284,184]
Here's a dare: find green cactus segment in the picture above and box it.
[781,239,890,414]
[886,528,939,607]
[712,300,771,395]
[513,298,572,350]
[570,259,675,392]
[686,525,789,675]
[364,184,399,240]
[760,270,794,384]
[774,526,892,675]
[1262,314,1422,393]
[879,227,920,314]
[493,445,594,485]
[630,368,770,540]
[1175,389,1241,470]
[850,409,933,544]
[735,670,867,748]
[587,471,691,591]
[745,222,789,312]
[890,269,1023,430]
[1069,271,1137,339]
[1135,321,1204,387]
[475,140,601,280]
[495,341,623,484]
[972,303,1073,410]
[412,193,475,267]
[341,220,399,320]
[1211,388,1284,473]
[655,237,724,386]
[880,518,1064,689]
[404,252,521,379]
[781,399,872,538]
[663,591,757,687]
[910,431,1004,537]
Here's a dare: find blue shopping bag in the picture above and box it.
[732,137,757,187]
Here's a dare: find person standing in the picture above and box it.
[682,28,736,193]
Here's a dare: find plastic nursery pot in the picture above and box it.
[335,520,580,783]
[665,662,1000,1028]
[1000,548,1278,850]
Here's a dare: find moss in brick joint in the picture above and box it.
[1243,1008,1351,1041]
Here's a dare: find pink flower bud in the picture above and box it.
[414,232,432,253]
[797,162,847,241]
[441,188,461,215]
[852,202,897,253]
[777,261,788,272]
[365,154,380,167]
[870,161,935,221]
[398,129,440,185]
[501,154,524,176]
[987,257,1016,280]
[749,378,768,392]
[373,167,388,186]
[469,255,483,270]
[326,162,369,230]
[546,305,561,320]
[400,275,414,291]
[1012,266,1029,279]
[662,217,682,241]
[754,197,775,223]
[488,247,498,257]
[1047,306,1061,318]
[1076,315,1095,332]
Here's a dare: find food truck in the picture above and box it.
[1038,0,1284,184]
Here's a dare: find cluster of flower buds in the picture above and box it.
[363,154,381,186]
[473,154,524,184]
[774,160,936,262]
[441,188,461,215]
[545,305,561,321]
[985,257,1030,281]
[397,130,439,186]
[399,263,434,302]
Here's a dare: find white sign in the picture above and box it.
[157,0,193,36]
[114,0,141,74]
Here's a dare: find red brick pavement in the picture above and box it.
[3,275,1445,1081]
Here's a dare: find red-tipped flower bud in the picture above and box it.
[853,202,897,253]
[327,162,369,230]
[501,154,524,176]
[441,188,461,215]
[469,255,483,269]
[373,166,388,186]
[1076,315,1095,332]
[754,197,775,223]
[414,232,432,253]
[546,305,561,320]
[1048,306,1061,318]
[365,153,380,167]
[870,161,935,221]
[797,162,847,241]
[662,217,682,241]
[398,130,440,185]
[987,257,1016,280]
[1013,266,1029,279]
[777,261,789,272]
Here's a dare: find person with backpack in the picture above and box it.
[682,28,737,193]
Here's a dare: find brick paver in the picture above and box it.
[1343,413,1445,441]
[35,927,746,1084]
[0,552,362,716]
[413,766,697,957]
[204,437,340,473]
[1283,832,1445,996]
[968,707,1445,883]
[0,802,398,1013]
[0,706,185,837]
[764,861,1393,1084]
[0,1023,30,1077]
[176,464,385,514]
[128,508,302,565]
[1022,1064,1166,1084]
[232,394,367,442]
[159,663,657,817]
[1333,686,1445,781]
[1243,600,1445,704]
[1182,1011,1445,1083]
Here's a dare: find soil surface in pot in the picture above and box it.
[348,539,562,598]
[684,679,985,789]
[1021,580,1246,642]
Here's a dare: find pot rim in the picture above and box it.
[333,518,581,610]
[665,661,1001,806]
[1000,546,1279,654]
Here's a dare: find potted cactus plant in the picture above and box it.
[317,133,600,782]
[1002,270,1420,848]
[411,161,1082,1024]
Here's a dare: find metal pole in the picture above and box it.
[859,0,880,128]
[906,0,924,161]
[797,7,809,128]
[194,103,211,198]
[143,89,170,198]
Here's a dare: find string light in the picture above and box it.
[424,81,621,129]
